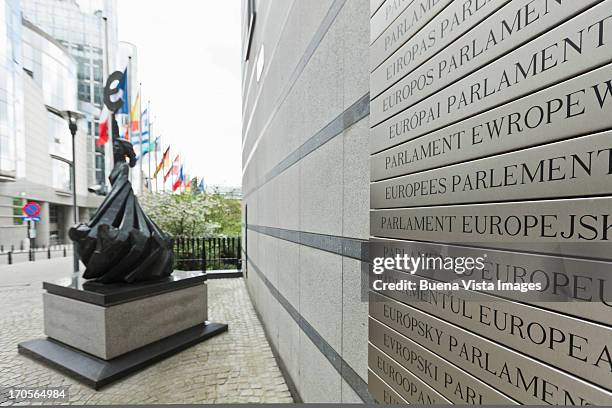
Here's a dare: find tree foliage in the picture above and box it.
[140,192,241,237]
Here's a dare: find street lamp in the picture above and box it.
[61,110,85,276]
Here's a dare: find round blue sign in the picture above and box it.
[23,202,41,217]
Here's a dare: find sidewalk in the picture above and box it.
[0,259,292,404]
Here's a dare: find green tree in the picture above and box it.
[140,192,241,237]
[207,192,242,236]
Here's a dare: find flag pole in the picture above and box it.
[162,148,167,194]
[103,15,115,179]
[147,101,152,193]
[127,56,132,183]
[155,135,160,194]
[138,83,143,193]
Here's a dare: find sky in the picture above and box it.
[117,1,242,188]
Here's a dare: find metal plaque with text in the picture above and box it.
[371,131,612,208]
[371,1,612,153]
[371,196,612,260]
[371,0,453,70]
[369,237,612,325]
[369,292,612,404]
[371,63,612,181]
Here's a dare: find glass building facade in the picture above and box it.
[0,0,25,181]
[21,19,78,112]
[21,20,79,196]
[21,0,119,188]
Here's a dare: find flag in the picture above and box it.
[136,137,157,160]
[130,91,141,133]
[198,178,206,193]
[164,154,180,182]
[185,177,196,193]
[141,108,150,137]
[136,143,151,160]
[154,146,170,177]
[118,68,129,114]
[96,106,110,146]
[172,165,184,192]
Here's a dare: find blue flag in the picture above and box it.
[141,108,150,136]
[118,69,129,114]
[135,137,158,160]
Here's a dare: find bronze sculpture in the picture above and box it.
[69,116,173,283]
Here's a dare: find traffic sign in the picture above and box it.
[22,216,41,222]
[22,201,41,217]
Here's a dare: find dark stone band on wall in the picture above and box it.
[243,93,370,200]
[247,224,368,261]
[244,254,374,403]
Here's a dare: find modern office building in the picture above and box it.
[241,0,370,402]
[21,0,119,190]
[0,0,120,248]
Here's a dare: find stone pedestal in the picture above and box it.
[18,271,227,389]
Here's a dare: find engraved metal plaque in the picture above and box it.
[371,131,612,208]
[370,267,612,389]
[368,0,612,402]
[368,370,409,404]
[371,63,612,181]
[369,343,451,404]
[371,1,612,153]
[369,318,517,404]
[370,237,612,325]
[370,0,599,124]
[371,0,511,98]
[371,197,612,260]
[370,292,612,404]
[371,0,453,70]
[371,0,414,42]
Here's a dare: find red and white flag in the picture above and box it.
[96,106,110,146]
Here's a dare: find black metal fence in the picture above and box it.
[172,237,241,272]
[0,239,242,270]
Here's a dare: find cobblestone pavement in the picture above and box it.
[0,258,293,405]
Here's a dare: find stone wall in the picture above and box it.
[240,0,372,402]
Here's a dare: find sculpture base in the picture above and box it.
[18,271,228,389]
[18,322,228,390]
[42,271,210,359]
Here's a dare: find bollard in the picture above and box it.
[48,248,51,259]
[63,246,67,257]
[8,252,12,265]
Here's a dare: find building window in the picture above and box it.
[93,84,103,106]
[49,204,58,224]
[52,159,72,192]
[48,111,71,160]
[78,82,91,102]
[95,151,105,185]
[12,197,24,226]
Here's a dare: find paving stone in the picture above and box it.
[0,259,292,404]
